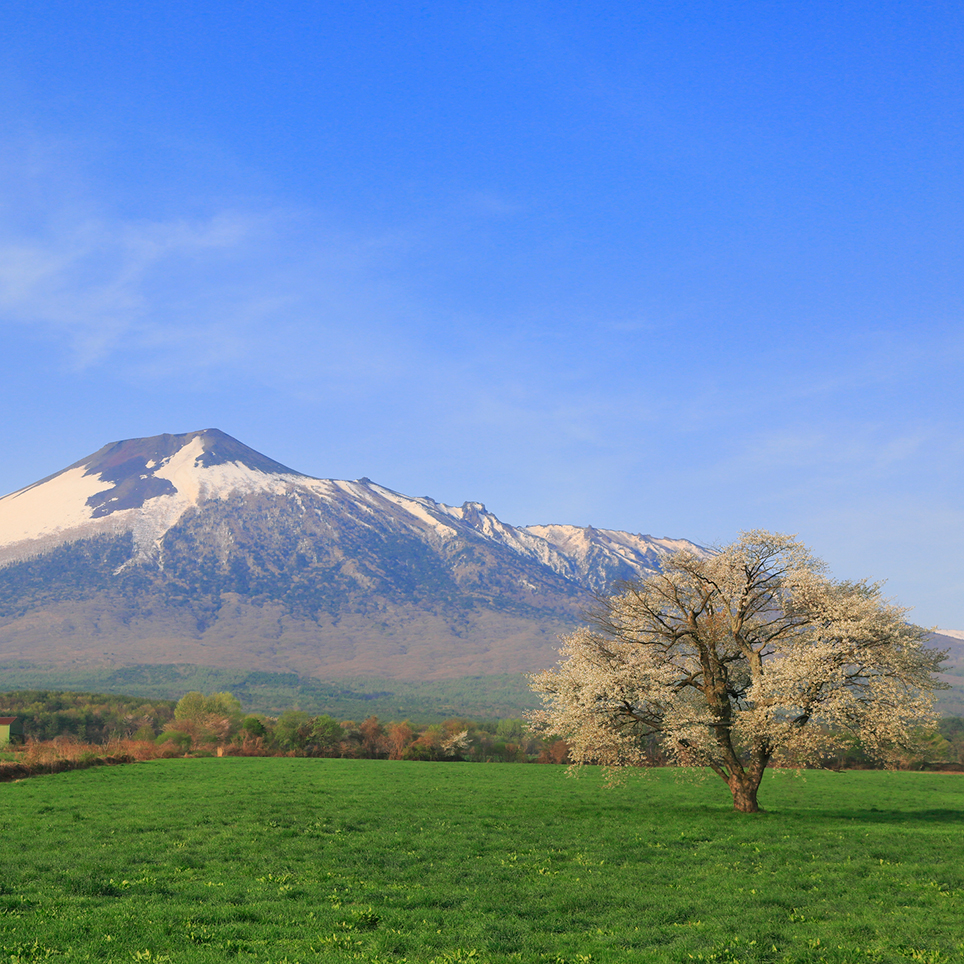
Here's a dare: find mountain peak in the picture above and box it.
[0,429,309,563]
[73,428,306,481]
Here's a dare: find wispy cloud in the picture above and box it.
[0,141,427,387]
[0,137,552,403]
[0,211,262,364]
[731,424,934,474]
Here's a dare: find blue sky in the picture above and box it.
[1,1,962,628]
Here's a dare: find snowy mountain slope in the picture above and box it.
[0,430,310,566]
[0,429,702,588]
[0,429,705,679]
[524,524,699,593]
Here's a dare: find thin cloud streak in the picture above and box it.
[1,211,261,363]
[0,198,418,388]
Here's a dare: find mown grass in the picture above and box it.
[1,760,963,963]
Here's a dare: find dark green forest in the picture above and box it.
[0,663,539,719]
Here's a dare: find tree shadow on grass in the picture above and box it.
[774,807,964,825]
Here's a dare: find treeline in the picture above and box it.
[0,690,177,743]
[4,689,964,769]
[0,690,569,763]
[799,719,964,771]
[158,692,569,763]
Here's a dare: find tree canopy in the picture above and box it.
[529,531,946,812]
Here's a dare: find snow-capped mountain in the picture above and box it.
[0,430,306,567]
[0,429,699,590]
[0,429,704,681]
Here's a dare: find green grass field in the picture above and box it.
[1,760,963,963]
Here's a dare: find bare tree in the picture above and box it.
[529,531,946,812]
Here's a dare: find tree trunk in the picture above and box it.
[708,726,768,813]
[728,773,764,813]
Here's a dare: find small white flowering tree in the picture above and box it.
[529,531,945,812]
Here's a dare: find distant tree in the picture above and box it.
[335,720,363,758]
[204,692,243,719]
[275,710,313,751]
[536,740,570,765]
[157,729,192,751]
[0,690,176,743]
[491,740,524,763]
[495,719,526,742]
[174,691,207,721]
[241,715,268,739]
[386,721,414,760]
[938,718,964,766]
[404,723,449,761]
[530,531,946,812]
[441,729,471,760]
[172,691,243,745]
[360,716,386,758]
[309,715,344,756]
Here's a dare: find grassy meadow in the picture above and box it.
[1,760,963,964]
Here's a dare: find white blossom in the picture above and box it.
[529,531,946,812]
